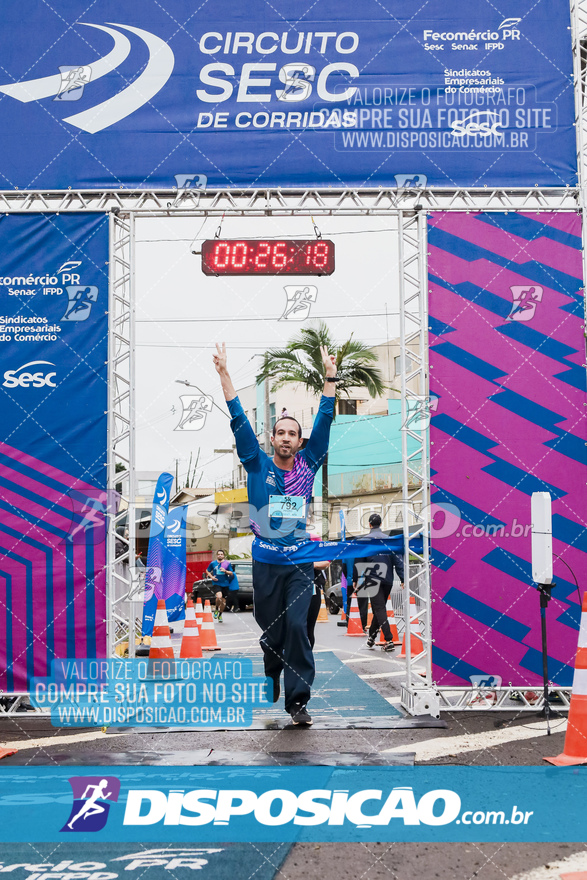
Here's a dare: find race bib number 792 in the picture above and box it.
[268,494,307,519]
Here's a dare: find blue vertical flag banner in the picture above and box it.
[141,472,174,637]
[162,504,188,622]
[0,0,576,189]
[0,213,108,694]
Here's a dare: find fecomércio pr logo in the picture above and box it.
[61,776,121,833]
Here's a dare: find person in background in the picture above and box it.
[225,561,240,613]
[349,559,369,633]
[307,533,331,649]
[361,513,404,652]
[204,549,234,623]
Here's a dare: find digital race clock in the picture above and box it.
[201,239,335,276]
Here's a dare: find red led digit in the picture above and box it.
[202,239,333,275]
[313,242,329,268]
[272,242,287,269]
[231,242,248,269]
[214,243,230,269]
[256,242,270,268]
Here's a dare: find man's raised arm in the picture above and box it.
[320,344,337,397]
[303,344,337,469]
[213,341,237,401]
[213,342,262,471]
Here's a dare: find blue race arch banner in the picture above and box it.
[0,0,576,190]
[0,213,108,693]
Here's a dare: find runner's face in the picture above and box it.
[271,421,302,460]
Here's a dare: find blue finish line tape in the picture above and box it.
[0,767,584,842]
[251,534,423,564]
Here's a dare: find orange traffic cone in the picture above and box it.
[367,600,373,628]
[399,595,424,658]
[180,599,203,659]
[196,597,204,628]
[317,591,329,622]
[545,592,587,766]
[149,600,175,659]
[0,748,17,760]
[380,596,401,645]
[346,595,364,636]
[200,599,221,651]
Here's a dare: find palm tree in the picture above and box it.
[256,322,388,538]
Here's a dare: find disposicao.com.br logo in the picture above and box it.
[122,786,534,828]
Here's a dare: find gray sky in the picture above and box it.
[135,213,401,489]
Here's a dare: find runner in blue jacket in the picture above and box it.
[213,341,337,725]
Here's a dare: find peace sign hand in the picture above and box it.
[213,342,228,374]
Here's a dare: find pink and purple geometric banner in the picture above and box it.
[429,212,587,687]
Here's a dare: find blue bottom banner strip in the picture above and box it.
[0,766,585,842]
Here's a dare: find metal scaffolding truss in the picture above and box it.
[1,190,581,716]
[573,0,587,293]
[0,185,580,216]
[107,201,438,706]
[101,200,437,714]
[107,212,138,660]
[398,210,435,716]
[0,187,582,715]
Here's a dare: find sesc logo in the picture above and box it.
[3,360,57,389]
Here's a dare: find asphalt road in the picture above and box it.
[2,610,584,880]
[0,609,570,765]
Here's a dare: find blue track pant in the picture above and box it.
[252,559,315,712]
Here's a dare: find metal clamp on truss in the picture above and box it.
[401,683,441,719]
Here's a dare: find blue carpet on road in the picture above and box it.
[0,843,291,880]
[252,650,403,720]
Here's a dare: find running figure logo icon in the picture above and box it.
[394,174,427,188]
[507,285,543,322]
[355,562,388,597]
[62,285,99,322]
[174,173,208,190]
[276,64,315,101]
[61,776,121,832]
[402,394,440,431]
[469,674,502,688]
[174,394,214,431]
[144,565,163,603]
[279,286,318,321]
[54,65,92,101]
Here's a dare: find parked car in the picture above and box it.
[191,559,254,610]
[324,580,343,614]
